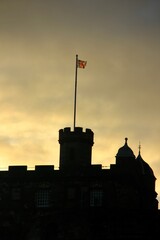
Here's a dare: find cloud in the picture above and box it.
[0,0,160,200]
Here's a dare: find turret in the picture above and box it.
[59,127,94,171]
[115,138,136,171]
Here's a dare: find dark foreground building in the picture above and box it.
[0,127,159,239]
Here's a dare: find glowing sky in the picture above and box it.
[0,0,160,202]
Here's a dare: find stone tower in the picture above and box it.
[59,127,94,171]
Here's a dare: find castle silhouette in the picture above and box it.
[0,126,159,239]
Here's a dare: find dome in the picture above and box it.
[136,151,155,177]
[116,138,135,158]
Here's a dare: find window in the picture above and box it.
[35,189,50,208]
[90,189,103,207]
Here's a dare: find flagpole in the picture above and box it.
[73,54,78,131]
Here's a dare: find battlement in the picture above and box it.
[8,166,28,177]
[59,127,93,134]
[9,165,27,173]
[59,127,94,145]
[35,165,54,172]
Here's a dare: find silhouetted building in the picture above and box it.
[0,127,159,239]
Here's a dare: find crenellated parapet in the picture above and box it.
[59,127,94,145]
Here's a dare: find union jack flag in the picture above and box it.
[77,59,87,68]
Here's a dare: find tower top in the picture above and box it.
[59,127,94,145]
[58,127,94,171]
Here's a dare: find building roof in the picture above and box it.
[136,151,155,177]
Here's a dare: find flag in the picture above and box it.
[77,59,87,69]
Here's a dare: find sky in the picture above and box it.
[0,0,160,202]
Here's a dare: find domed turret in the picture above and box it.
[136,145,155,177]
[115,138,136,169]
[135,144,158,210]
[116,138,135,158]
